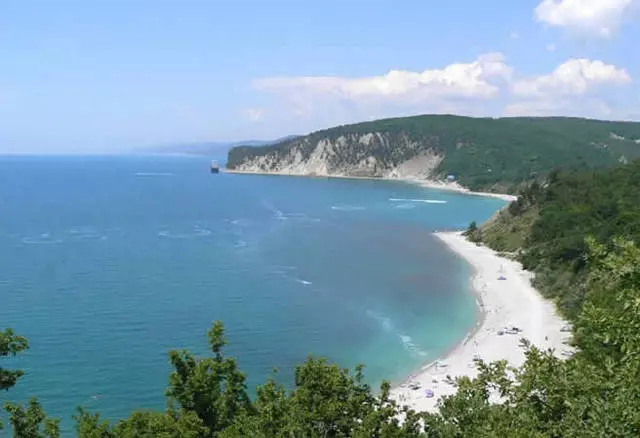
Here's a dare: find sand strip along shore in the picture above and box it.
[222,169,517,202]
[390,231,573,413]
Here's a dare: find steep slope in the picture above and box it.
[227,115,640,193]
[470,160,640,317]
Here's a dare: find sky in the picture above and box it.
[1,0,639,153]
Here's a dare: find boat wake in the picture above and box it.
[296,279,313,286]
[393,203,416,210]
[158,226,212,239]
[389,198,447,204]
[135,172,174,177]
[22,234,64,245]
[331,205,366,211]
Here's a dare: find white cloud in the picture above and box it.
[510,31,521,40]
[253,53,512,107]
[535,0,636,37]
[512,59,630,98]
[250,56,634,125]
[508,59,630,119]
[505,99,613,117]
[546,43,557,52]
[242,108,265,122]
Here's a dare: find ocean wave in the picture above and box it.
[284,213,321,222]
[135,172,173,177]
[366,310,428,357]
[399,334,428,357]
[22,233,64,245]
[269,265,297,275]
[261,201,320,223]
[331,205,366,211]
[68,226,106,241]
[393,203,416,210]
[389,198,447,204]
[158,226,212,239]
[68,226,96,235]
[296,279,312,286]
[230,218,253,227]
[262,200,285,220]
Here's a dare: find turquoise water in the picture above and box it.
[0,155,505,431]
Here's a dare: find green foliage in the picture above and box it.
[464,221,482,243]
[1,328,59,437]
[75,408,207,438]
[228,115,640,192]
[1,328,29,392]
[165,321,253,435]
[478,160,640,318]
[4,399,60,438]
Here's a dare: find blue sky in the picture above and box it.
[1,0,639,153]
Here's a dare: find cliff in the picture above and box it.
[227,115,640,193]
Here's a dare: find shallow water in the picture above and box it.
[0,155,505,431]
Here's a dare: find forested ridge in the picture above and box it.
[228,115,640,193]
[471,159,640,319]
[4,162,640,436]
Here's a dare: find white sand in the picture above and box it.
[412,179,517,202]
[390,232,572,413]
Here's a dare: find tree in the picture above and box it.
[75,408,206,438]
[4,400,60,438]
[1,328,28,392]
[465,221,482,243]
[222,358,423,437]
[1,329,59,437]
[165,321,253,436]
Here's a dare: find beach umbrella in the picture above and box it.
[425,389,434,398]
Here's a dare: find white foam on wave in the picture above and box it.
[158,226,212,239]
[262,201,321,223]
[262,200,286,220]
[135,172,173,177]
[22,233,64,245]
[394,203,416,210]
[230,218,253,227]
[400,335,429,357]
[366,310,428,357]
[389,198,447,204]
[270,265,297,275]
[331,205,366,211]
[296,279,312,286]
[67,226,106,241]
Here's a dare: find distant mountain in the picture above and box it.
[227,115,640,193]
[151,135,299,156]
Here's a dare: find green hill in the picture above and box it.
[228,115,640,193]
[471,160,640,318]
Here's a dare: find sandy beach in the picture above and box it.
[223,169,517,202]
[390,231,572,413]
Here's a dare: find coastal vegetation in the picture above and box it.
[228,115,640,193]
[477,160,640,318]
[4,161,640,436]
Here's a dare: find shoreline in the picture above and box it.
[223,168,517,202]
[390,231,572,413]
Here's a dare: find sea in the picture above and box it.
[0,155,505,432]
